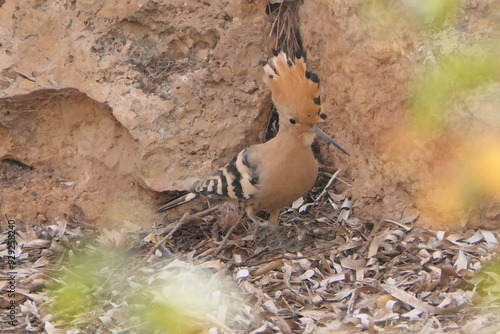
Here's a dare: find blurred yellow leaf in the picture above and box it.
[469,138,500,198]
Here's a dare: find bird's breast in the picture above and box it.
[252,147,318,211]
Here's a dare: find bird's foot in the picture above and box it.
[272,228,290,252]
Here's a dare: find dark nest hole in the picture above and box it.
[266,0,304,56]
[264,1,304,144]
[263,1,332,164]
[0,158,35,188]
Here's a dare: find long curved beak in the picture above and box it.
[312,125,350,156]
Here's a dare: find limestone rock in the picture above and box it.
[0,0,270,225]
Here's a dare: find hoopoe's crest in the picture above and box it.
[263,50,325,126]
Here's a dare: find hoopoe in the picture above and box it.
[157,50,348,229]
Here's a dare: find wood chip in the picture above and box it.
[382,284,465,314]
[481,230,499,244]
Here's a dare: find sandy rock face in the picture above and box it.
[2,0,497,229]
[0,0,270,225]
[299,0,415,223]
[299,0,500,228]
[0,89,142,224]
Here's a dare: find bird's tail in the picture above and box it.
[156,192,199,212]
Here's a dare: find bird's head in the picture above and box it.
[263,50,349,155]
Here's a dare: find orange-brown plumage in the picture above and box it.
[158,50,348,230]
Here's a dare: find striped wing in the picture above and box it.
[194,148,260,200]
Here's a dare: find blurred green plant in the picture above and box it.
[410,0,459,28]
[131,273,212,334]
[410,49,499,131]
[47,247,135,324]
[357,0,460,37]
[476,259,500,303]
[45,240,244,333]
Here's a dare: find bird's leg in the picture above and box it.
[245,206,265,238]
[245,207,288,250]
[245,206,257,224]
[214,216,242,256]
[268,210,289,251]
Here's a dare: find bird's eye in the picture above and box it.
[289,118,296,124]
[320,113,327,120]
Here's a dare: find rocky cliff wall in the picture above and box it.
[1,0,498,229]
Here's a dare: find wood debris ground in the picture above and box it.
[1,172,500,333]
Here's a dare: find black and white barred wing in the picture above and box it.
[194,148,260,200]
[156,148,260,212]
